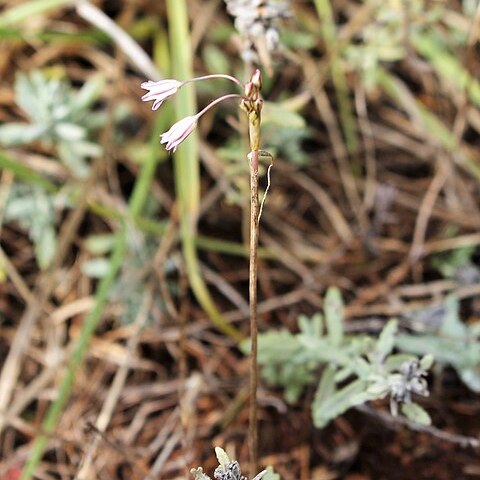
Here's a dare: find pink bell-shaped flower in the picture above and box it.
[141,79,182,110]
[160,115,198,152]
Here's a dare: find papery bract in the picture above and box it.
[160,115,198,152]
[141,79,182,110]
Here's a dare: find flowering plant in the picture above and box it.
[141,71,262,154]
[141,69,269,474]
[190,447,270,480]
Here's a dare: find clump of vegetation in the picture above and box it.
[397,295,480,393]
[254,288,480,429]
[4,183,60,269]
[2,0,480,478]
[191,447,278,480]
[0,71,104,177]
[0,71,105,268]
[249,288,433,427]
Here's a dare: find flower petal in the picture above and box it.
[160,115,198,152]
[140,79,182,110]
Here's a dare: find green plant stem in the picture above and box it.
[0,0,74,28]
[247,106,262,475]
[248,150,260,476]
[241,68,264,477]
[166,0,242,342]
[313,0,359,154]
[0,151,58,193]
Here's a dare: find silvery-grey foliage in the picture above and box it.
[214,460,245,480]
[191,448,270,480]
[249,287,434,428]
[224,0,291,63]
[0,71,104,178]
[389,359,430,416]
[5,184,58,270]
[397,295,480,393]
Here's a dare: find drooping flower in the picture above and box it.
[160,115,198,152]
[158,93,243,152]
[141,79,182,110]
[140,73,248,153]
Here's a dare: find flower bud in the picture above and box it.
[251,69,262,89]
[244,80,255,98]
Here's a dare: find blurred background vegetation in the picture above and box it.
[1,0,480,478]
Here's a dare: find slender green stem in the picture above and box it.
[0,152,58,193]
[184,73,244,88]
[166,0,242,342]
[197,93,243,118]
[0,0,74,28]
[245,77,263,474]
[248,149,260,476]
[313,0,359,154]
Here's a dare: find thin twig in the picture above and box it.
[83,423,158,480]
[75,287,154,479]
[357,404,480,449]
[409,160,448,279]
[75,0,162,80]
[258,157,273,223]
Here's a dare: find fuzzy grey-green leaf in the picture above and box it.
[215,446,231,469]
[324,287,344,346]
[401,403,431,425]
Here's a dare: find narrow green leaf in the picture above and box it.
[420,354,434,371]
[324,287,344,346]
[166,0,242,341]
[440,295,466,339]
[375,319,398,360]
[413,33,480,107]
[85,234,116,255]
[262,466,280,480]
[313,376,368,428]
[35,226,56,270]
[459,367,480,393]
[313,0,359,154]
[0,152,58,193]
[72,74,105,112]
[0,123,44,145]
[215,447,231,469]
[0,0,74,28]
[262,101,306,129]
[401,403,431,425]
[81,258,111,278]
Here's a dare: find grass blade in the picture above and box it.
[166,0,243,341]
[0,0,74,28]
